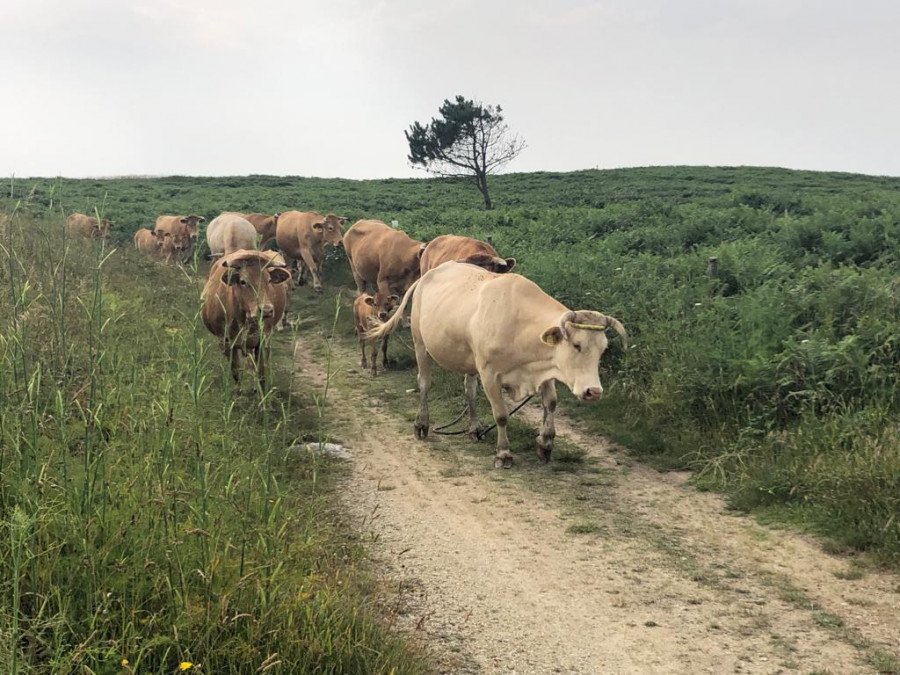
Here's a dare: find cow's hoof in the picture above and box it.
[493,454,514,469]
[468,423,486,442]
[414,421,429,439]
[314,285,323,293]
[536,437,553,462]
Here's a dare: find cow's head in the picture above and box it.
[221,255,291,328]
[461,253,516,274]
[366,292,400,322]
[312,214,346,247]
[540,310,627,402]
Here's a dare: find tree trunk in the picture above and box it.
[476,172,493,210]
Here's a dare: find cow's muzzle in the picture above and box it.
[579,387,603,402]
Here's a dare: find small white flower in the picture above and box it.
[694,302,702,307]
[801,339,809,344]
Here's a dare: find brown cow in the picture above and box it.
[353,292,399,375]
[239,213,280,248]
[342,220,425,308]
[367,262,627,468]
[133,228,168,259]
[420,234,516,275]
[274,211,345,291]
[200,249,291,384]
[67,213,111,238]
[155,214,205,263]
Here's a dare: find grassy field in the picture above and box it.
[0,210,428,673]
[2,164,900,674]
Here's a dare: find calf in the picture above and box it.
[353,292,399,375]
[200,250,291,385]
[155,214,205,263]
[133,228,167,259]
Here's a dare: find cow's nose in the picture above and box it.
[581,387,602,401]
[378,312,388,320]
[261,304,275,318]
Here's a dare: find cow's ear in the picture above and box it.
[540,326,564,346]
[504,257,516,272]
[222,269,242,285]
[388,294,400,303]
[364,296,376,306]
[339,217,347,225]
[312,221,324,231]
[268,268,290,285]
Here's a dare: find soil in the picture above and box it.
[292,329,900,675]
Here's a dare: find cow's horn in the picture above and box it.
[558,311,576,335]
[491,256,507,267]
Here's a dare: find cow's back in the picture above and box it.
[275,211,317,258]
[420,235,497,274]
[414,263,565,374]
[344,220,422,287]
[207,213,257,256]
[67,213,94,236]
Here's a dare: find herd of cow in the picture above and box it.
[66,210,627,468]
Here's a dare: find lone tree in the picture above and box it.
[405,95,525,210]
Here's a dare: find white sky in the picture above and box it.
[2,0,898,179]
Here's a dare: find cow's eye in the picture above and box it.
[573,343,582,352]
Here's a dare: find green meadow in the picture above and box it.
[2,164,900,668]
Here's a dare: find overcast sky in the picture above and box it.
[2,0,898,179]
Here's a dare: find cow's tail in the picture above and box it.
[364,279,420,341]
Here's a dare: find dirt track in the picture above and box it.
[293,327,900,675]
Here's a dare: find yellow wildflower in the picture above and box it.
[121,659,129,667]
[179,663,193,672]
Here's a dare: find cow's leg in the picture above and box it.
[349,259,367,294]
[253,342,268,388]
[369,338,378,376]
[299,249,323,291]
[414,343,433,439]
[464,373,485,441]
[380,333,390,369]
[537,380,557,462]
[481,373,513,468]
[359,336,368,370]
[228,344,241,384]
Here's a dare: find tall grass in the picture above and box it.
[0,209,425,673]
[6,165,900,562]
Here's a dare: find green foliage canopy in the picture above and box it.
[405,95,525,210]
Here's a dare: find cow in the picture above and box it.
[367,262,627,468]
[239,213,280,248]
[353,292,399,376]
[133,228,168,259]
[67,213,111,238]
[274,211,345,291]
[206,213,258,258]
[342,220,425,310]
[155,214,205,263]
[420,234,516,275]
[200,249,291,385]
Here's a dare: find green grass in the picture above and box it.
[0,212,426,673]
[5,164,900,563]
